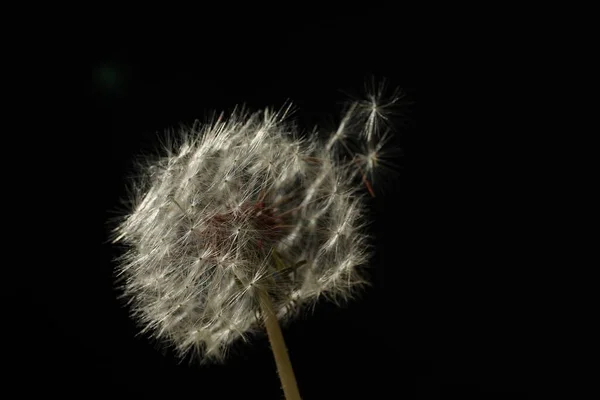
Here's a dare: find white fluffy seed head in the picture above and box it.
[112,85,401,363]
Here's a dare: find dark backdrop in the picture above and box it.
[12,5,527,399]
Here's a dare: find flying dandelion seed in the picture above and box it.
[111,80,402,399]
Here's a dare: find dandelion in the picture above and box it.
[112,81,402,399]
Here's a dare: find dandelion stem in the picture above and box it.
[259,290,302,400]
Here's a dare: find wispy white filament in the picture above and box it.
[113,84,400,362]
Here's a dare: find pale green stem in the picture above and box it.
[259,290,302,400]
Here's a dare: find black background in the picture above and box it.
[12,5,529,399]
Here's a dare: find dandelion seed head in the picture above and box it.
[112,82,402,362]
